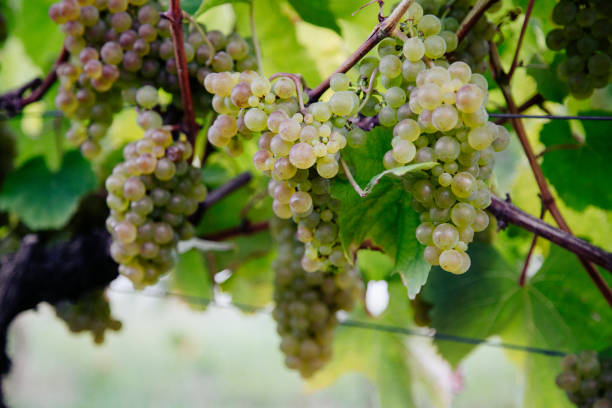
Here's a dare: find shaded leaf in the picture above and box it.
[196,0,249,15]
[171,249,213,311]
[540,111,612,211]
[527,54,569,104]
[0,151,97,230]
[287,0,341,33]
[332,127,431,298]
[13,0,63,69]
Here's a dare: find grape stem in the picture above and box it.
[249,0,264,75]
[163,0,200,147]
[0,47,69,118]
[269,73,308,113]
[489,41,612,308]
[507,0,535,80]
[181,11,215,66]
[200,220,270,241]
[308,0,415,101]
[455,0,500,43]
[518,204,546,287]
[358,68,379,111]
[339,156,368,198]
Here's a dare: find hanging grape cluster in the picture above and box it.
[546,0,612,98]
[54,289,122,344]
[205,70,361,273]
[105,92,207,287]
[361,7,509,274]
[555,351,612,408]
[271,217,362,378]
[49,0,255,157]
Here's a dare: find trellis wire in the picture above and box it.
[2,110,612,122]
[110,288,567,358]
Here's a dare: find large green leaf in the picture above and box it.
[423,244,612,407]
[526,54,569,104]
[287,0,341,33]
[171,249,213,310]
[0,150,97,230]
[331,127,431,299]
[220,250,275,308]
[13,0,63,69]
[540,111,612,211]
[234,0,321,86]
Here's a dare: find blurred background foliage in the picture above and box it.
[0,0,611,407]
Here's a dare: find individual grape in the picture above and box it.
[439,249,464,274]
[432,105,458,132]
[330,73,350,92]
[403,37,425,62]
[379,54,402,78]
[418,14,442,37]
[432,223,459,250]
[289,143,316,169]
[393,139,416,164]
[424,35,446,59]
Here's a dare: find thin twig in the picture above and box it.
[182,11,215,66]
[492,113,612,121]
[519,203,546,287]
[507,0,535,79]
[201,221,270,241]
[249,0,263,75]
[340,156,367,198]
[269,73,308,113]
[164,1,199,146]
[308,0,415,101]
[189,172,253,223]
[358,68,379,111]
[456,0,500,43]
[489,41,612,307]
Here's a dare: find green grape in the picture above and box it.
[379,54,402,79]
[330,73,350,92]
[418,14,442,37]
[403,37,426,62]
[424,35,446,59]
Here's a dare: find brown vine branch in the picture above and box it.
[0,47,68,118]
[189,172,253,224]
[494,93,546,125]
[489,42,612,307]
[507,0,535,79]
[519,203,546,287]
[308,0,415,101]
[163,1,199,146]
[456,0,500,43]
[201,221,270,241]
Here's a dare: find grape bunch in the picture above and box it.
[380,61,509,274]
[442,0,498,74]
[105,99,207,287]
[546,0,612,98]
[54,289,122,344]
[271,217,362,378]
[205,70,363,272]
[49,0,256,157]
[555,351,612,407]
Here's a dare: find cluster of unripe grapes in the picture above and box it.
[555,351,612,407]
[49,0,255,157]
[546,0,612,98]
[54,290,122,344]
[381,60,508,274]
[271,218,361,378]
[105,95,207,287]
[205,70,364,272]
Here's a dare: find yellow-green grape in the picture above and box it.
[424,35,447,59]
[403,37,426,62]
[456,84,485,113]
[418,14,442,37]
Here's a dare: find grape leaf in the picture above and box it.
[220,250,275,309]
[526,54,569,104]
[423,244,612,407]
[0,151,97,230]
[196,0,249,15]
[171,249,213,311]
[357,250,394,282]
[540,111,612,211]
[331,127,431,299]
[286,0,341,33]
[13,0,64,69]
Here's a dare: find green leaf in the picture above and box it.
[540,111,612,211]
[527,54,569,104]
[0,150,97,230]
[357,250,394,282]
[171,249,213,310]
[13,0,63,69]
[196,0,249,15]
[205,230,273,274]
[220,250,275,309]
[332,127,431,299]
[234,0,321,86]
[286,0,341,33]
[423,244,612,407]
[180,0,203,15]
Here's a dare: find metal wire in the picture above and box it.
[110,288,567,358]
[489,113,612,121]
